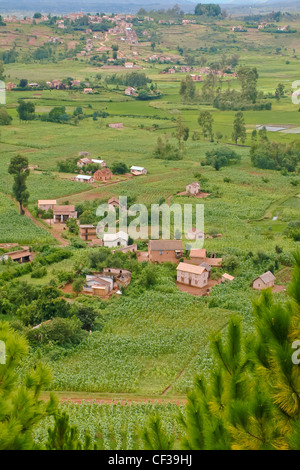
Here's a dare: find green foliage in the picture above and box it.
[16,100,35,121]
[250,141,300,172]
[154,136,181,161]
[111,162,129,175]
[205,147,241,170]
[195,3,222,17]
[0,321,58,449]
[179,76,196,103]
[8,155,30,215]
[46,412,95,450]
[0,107,12,125]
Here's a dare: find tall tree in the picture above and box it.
[198,110,214,140]
[232,111,246,144]
[175,116,189,153]
[16,99,35,121]
[237,67,259,103]
[179,75,196,102]
[8,155,30,215]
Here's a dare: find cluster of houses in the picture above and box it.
[72,153,147,184]
[83,268,131,298]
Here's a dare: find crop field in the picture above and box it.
[33,400,184,449]
[0,10,300,420]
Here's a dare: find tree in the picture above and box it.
[8,155,30,215]
[66,217,79,234]
[275,83,285,101]
[111,162,129,175]
[198,110,214,140]
[18,79,28,88]
[179,76,196,102]
[194,4,222,17]
[16,99,35,121]
[72,278,85,297]
[0,321,58,450]
[205,147,241,170]
[74,305,97,331]
[175,116,189,152]
[0,108,12,125]
[237,67,259,103]
[232,111,246,144]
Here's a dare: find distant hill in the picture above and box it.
[0,0,299,15]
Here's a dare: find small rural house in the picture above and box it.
[77,157,92,168]
[186,228,205,241]
[102,268,131,288]
[189,249,207,264]
[130,166,147,176]
[53,205,77,223]
[177,262,209,288]
[93,168,113,182]
[186,182,201,196]
[148,240,183,263]
[38,200,57,212]
[79,225,97,241]
[190,74,203,82]
[0,248,32,264]
[75,175,94,183]
[108,197,120,208]
[83,274,114,297]
[222,273,235,282]
[252,271,276,290]
[103,231,129,248]
[125,87,137,96]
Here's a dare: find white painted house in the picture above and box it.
[75,175,94,183]
[103,231,129,248]
[130,166,147,176]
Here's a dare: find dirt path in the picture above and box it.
[6,194,69,246]
[41,392,187,406]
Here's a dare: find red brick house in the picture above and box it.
[94,168,113,182]
[148,240,183,263]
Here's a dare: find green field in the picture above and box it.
[0,12,299,408]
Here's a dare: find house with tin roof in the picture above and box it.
[177,262,210,288]
[252,271,276,290]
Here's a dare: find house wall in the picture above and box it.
[177,270,208,287]
[253,279,274,290]
[149,249,182,264]
[104,238,128,248]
